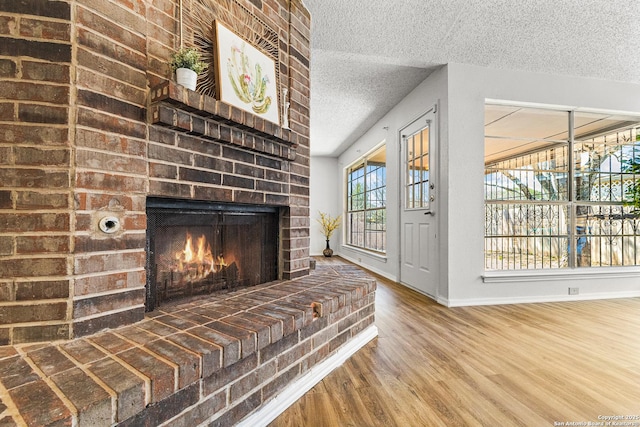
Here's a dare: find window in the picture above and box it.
[405,125,431,210]
[484,105,640,270]
[346,145,387,252]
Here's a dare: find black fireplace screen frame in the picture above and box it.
[145,197,280,311]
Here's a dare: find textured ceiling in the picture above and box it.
[304,0,640,156]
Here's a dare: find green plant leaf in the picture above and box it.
[170,47,206,74]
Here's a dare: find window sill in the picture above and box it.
[483,267,640,283]
[342,245,387,261]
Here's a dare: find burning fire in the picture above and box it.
[174,232,227,281]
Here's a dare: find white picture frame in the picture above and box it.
[213,20,280,126]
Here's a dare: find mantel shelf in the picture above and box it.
[149,80,299,161]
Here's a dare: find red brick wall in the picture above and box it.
[0,0,311,345]
[72,0,150,340]
[0,0,73,344]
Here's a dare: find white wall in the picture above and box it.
[444,62,640,306]
[309,156,340,256]
[310,62,640,305]
[319,65,449,282]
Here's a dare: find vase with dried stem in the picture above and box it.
[317,211,341,257]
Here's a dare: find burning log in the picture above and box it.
[171,232,230,279]
[156,231,240,301]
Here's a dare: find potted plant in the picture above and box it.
[169,47,206,91]
[317,211,341,257]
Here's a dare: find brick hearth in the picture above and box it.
[0,261,376,426]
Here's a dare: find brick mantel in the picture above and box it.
[150,80,300,161]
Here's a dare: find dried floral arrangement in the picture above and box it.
[317,211,341,240]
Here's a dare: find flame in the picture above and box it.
[173,232,228,281]
[216,254,227,269]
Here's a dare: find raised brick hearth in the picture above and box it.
[0,260,377,426]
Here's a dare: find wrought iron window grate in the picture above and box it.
[484,106,640,270]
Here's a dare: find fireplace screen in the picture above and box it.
[146,199,279,310]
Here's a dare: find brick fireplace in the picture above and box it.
[0,0,312,344]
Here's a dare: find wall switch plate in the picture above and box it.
[568,287,579,295]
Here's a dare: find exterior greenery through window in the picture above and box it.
[346,145,387,252]
[484,105,640,270]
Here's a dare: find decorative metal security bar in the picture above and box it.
[576,204,640,267]
[484,144,570,270]
[484,202,569,270]
[484,146,569,202]
[484,106,640,270]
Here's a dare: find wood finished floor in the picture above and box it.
[270,257,640,427]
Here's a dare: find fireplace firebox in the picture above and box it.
[146,198,279,311]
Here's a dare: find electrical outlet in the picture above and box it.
[568,287,579,295]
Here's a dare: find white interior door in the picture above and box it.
[399,109,439,298]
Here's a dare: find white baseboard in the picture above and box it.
[236,325,379,427]
[442,290,640,307]
[337,253,398,283]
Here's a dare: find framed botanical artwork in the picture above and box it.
[213,20,280,126]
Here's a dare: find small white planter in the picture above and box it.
[175,68,198,91]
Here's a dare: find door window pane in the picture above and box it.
[405,126,430,209]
